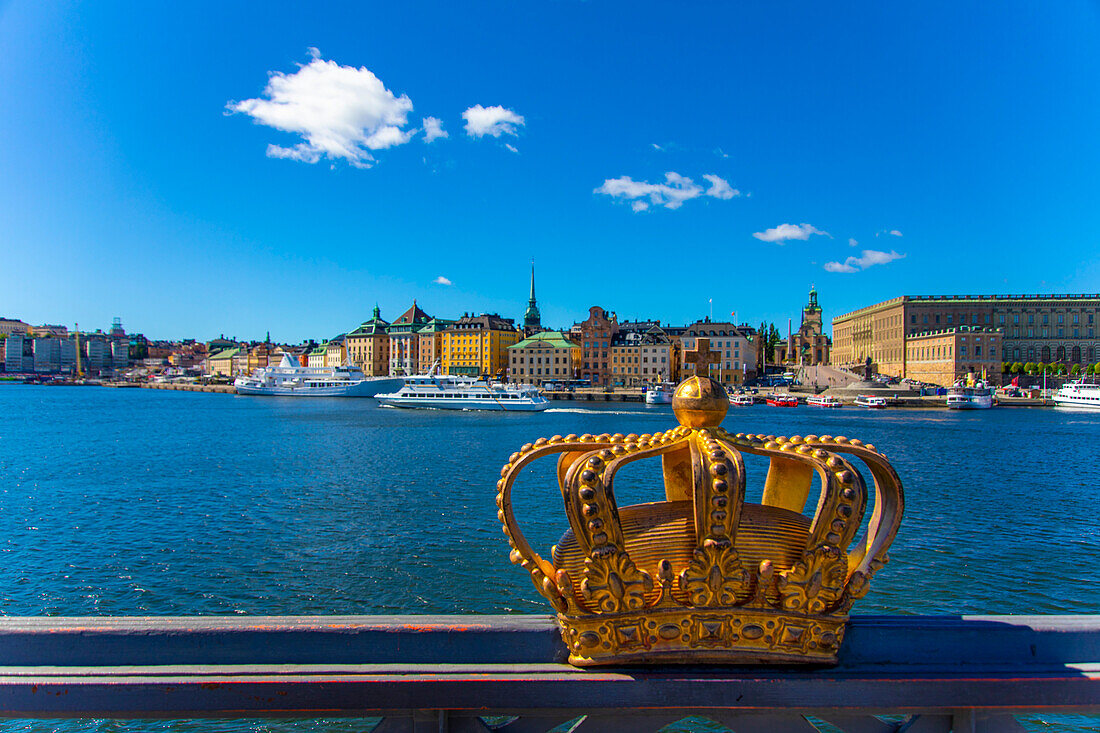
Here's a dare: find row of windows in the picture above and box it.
[512,356,569,364]
[1006,346,1098,362]
[1005,328,1095,339]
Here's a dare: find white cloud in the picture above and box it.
[433,276,452,285]
[848,238,858,247]
[652,143,664,151]
[702,174,739,200]
[504,143,519,154]
[715,148,730,159]
[422,116,448,143]
[876,229,904,237]
[752,223,830,244]
[890,229,903,237]
[227,48,415,168]
[824,249,906,274]
[595,171,739,211]
[462,104,525,138]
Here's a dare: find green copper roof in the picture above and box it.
[209,348,240,359]
[509,331,579,350]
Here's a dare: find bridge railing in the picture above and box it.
[0,614,1098,732]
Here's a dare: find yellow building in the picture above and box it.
[610,333,674,387]
[324,335,347,368]
[508,331,580,385]
[441,313,521,376]
[345,306,390,376]
[307,345,327,368]
[904,326,1003,387]
[205,347,239,376]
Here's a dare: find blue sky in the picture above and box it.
[2,1,1099,342]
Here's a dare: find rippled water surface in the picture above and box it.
[0,386,1097,730]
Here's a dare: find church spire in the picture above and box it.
[523,259,541,334]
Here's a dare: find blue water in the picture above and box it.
[0,386,1097,731]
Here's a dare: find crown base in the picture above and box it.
[558,606,848,667]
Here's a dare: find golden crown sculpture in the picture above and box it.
[497,338,904,666]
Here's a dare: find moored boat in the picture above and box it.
[1052,379,1100,410]
[234,354,402,397]
[806,394,842,408]
[854,394,888,408]
[729,394,755,406]
[376,372,549,411]
[766,393,799,407]
[946,380,995,410]
[644,382,674,405]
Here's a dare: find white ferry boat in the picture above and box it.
[1052,379,1100,410]
[645,383,675,404]
[766,393,799,407]
[807,395,842,408]
[234,354,402,397]
[730,394,755,406]
[946,380,995,410]
[376,373,549,411]
[854,394,888,408]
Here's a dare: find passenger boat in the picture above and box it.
[644,383,675,405]
[946,380,995,410]
[1052,379,1100,410]
[766,393,799,407]
[234,354,402,397]
[376,372,549,411]
[729,394,755,406]
[854,394,888,408]
[806,395,842,408]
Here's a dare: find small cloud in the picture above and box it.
[702,174,739,200]
[433,276,453,286]
[875,229,904,237]
[848,238,858,247]
[890,229,903,237]
[462,104,525,138]
[422,116,448,143]
[504,143,519,154]
[595,172,702,211]
[631,200,649,213]
[227,49,416,169]
[752,223,830,244]
[824,249,906,274]
[715,148,730,159]
[651,143,663,151]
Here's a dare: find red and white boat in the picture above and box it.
[729,394,755,406]
[766,393,799,407]
[806,395,842,408]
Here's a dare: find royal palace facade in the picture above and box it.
[832,294,1100,379]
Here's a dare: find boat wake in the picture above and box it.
[544,408,642,416]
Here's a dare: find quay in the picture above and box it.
[137,382,236,394]
[0,614,1096,728]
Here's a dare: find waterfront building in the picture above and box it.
[307,345,327,369]
[207,335,236,354]
[4,333,32,372]
[324,335,348,369]
[508,331,580,385]
[832,294,1100,378]
[247,344,273,373]
[346,306,390,376]
[774,287,831,366]
[610,330,674,387]
[387,302,431,376]
[904,326,1003,387]
[232,348,250,376]
[441,313,521,377]
[522,263,542,336]
[415,318,455,374]
[576,306,619,386]
[681,319,756,387]
[0,318,29,336]
[206,348,239,376]
[32,337,60,373]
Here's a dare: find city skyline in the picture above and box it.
[2,2,1099,341]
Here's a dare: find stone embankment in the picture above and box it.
[138,382,236,394]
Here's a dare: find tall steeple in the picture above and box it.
[523,259,541,334]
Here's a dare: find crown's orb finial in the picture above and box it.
[674,337,729,427]
[673,376,729,427]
